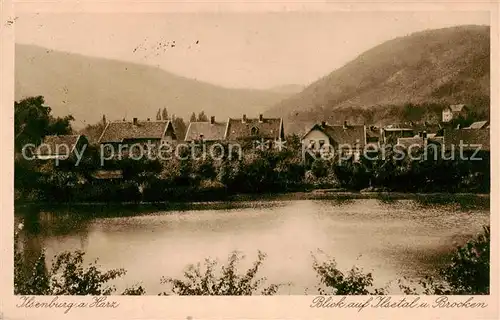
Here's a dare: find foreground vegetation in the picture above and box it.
[15,226,490,295]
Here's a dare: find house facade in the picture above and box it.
[442,104,468,123]
[224,114,285,149]
[301,121,366,159]
[381,127,415,144]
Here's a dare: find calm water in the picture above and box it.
[15,198,490,294]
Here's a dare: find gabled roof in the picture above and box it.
[225,117,283,141]
[445,104,468,113]
[184,121,227,142]
[98,120,173,143]
[35,135,86,158]
[303,123,366,147]
[443,129,490,151]
[464,121,489,130]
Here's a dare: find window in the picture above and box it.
[319,140,326,148]
[309,140,316,149]
[251,127,259,135]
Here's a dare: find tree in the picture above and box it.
[14,96,74,151]
[197,111,208,122]
[172,117,187,141]
[190,112,197,122]
[162,108,169,120]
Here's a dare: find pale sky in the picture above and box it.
[15,11,490,89]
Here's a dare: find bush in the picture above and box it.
[397,225,490,295]
[442,225,490,294]
[312,254,386,295]
[14,231,143,295]
[160,251,282,295]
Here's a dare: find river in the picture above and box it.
[15,196,490,294]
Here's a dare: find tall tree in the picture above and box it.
[197,111,208,122]
[162,108,169,120]
[190,112,197,122]
[14,96,74,151]
[172,117,188,142]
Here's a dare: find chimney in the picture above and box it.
[242,114,247,123]
[147,118,150,121]
[321,121,326,127]
[343,121,348,129]
[259,114,264,122]
[171,114,175,121]
[133,117,138,125]
[210,116,215,124]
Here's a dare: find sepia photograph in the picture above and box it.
[2,3,497,318]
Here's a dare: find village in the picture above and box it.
[34,103,489,166]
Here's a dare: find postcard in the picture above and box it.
[1,1,498,319]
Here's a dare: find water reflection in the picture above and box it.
[15,197,490,295]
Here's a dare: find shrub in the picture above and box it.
[49,251,126,295]
[160,251,282,295]
[442,225,490,294]
[397,225,490,295]
[312,254,386,295]
[14,231,143,295]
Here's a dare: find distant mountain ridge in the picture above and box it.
[266,25,490,132]
[268,84,305,95]
[15,44,292,128]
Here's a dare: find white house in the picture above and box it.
[301,121,367,159]
[442,104,468,123]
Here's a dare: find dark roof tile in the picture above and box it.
[98,120,172,143]
[184,122,227,141]
[35,135,85,157]
[226,118,283,140]
[444,129,490,151]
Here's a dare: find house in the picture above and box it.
[302,121,366,157]
[35,134,88,160]
[98,118,177,153]
[464,120,489,130]
[442,104,468,123]
[225,114,285,149]
[443,128,490,152]
[184,116,227,143]
[381,126,414,144]
[396,131,441,147]
[366,126,381,144]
